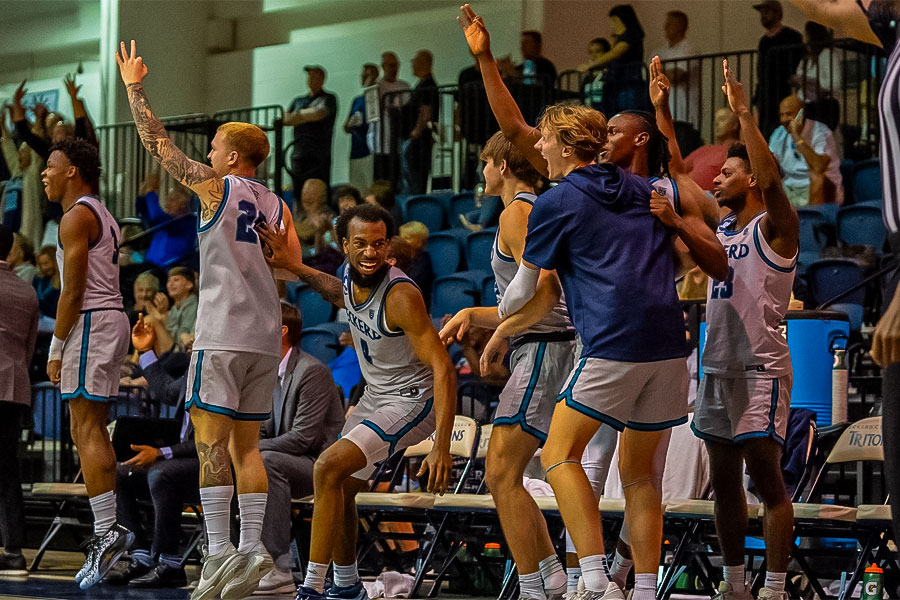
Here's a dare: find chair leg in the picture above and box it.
[29,516,64,572]
[793,550,829,600]
[841,533,879,600]
[498,562,518,600]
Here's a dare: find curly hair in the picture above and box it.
[538,103,608,163]
[336,203,395,243]
[49,138,101,193]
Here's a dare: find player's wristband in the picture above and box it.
[48,335,66,363]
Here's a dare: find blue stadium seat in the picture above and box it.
[466,228,497,273]
[403,195,445,232]
[853,158,881,203]
[796,207,828,270]
[837,204,886,250]
[430,270,489,318]
[449,192,477,223]
[430,189,455,213]
[482,275,498,307]
[427,231,463,277]
[300,326,341,364]
[296,284,334,327]
[314,321,350,338]
[806,258,865,331]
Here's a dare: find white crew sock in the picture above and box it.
[89,490,116,536]
[764,571,786,593]
[200,485,233,556]
[539,554,567,595]
[567,567,582,594]
[304,560,329,593]
[519,571,546,600]
[578,554,611,592]
[723,564,747,595]
[609,549,633,590]
[237,493,267,553]
[632,572,657,600]
[333,562,359,588]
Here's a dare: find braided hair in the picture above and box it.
[617,110,672,178]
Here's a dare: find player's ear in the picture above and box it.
[561,146,573,158]
[747,173,758,188]
[228,150,239,168]
[635,131,650,148]
[281,324,288,339]
[499,159,508,175]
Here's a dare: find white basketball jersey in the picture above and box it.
[649,176,680,214]
[491,192,572,337]
[57,196,123,311]
[193,175,283,358]
[702,212,796,378]
[342,264,434,401]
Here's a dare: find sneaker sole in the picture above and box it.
[191,554,246,600]
[254,581,298,595]
[221,554,274,600]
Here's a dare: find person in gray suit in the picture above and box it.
[256,302,345,594]
[0,224,39,573]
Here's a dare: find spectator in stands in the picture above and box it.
[33,245,61,319]
[400,50,439,194]
[365,180,400,223]
[117,221,145,266]
[106,316,196,588]
[517,31,557,85]
[581,38,612,110]
[371,52,411,182]
[8,232,37,283]
[136,176,197,268]
[793,21,842,129]
[0,223,39,574]
[769,94,843,205]
[0,105,42,245]
[754,0,805,138]
[257,302,345,594]
[297,178,337,247]
[399,221,434,306]
[126,271,161,328]
[285,65,338,192]
[651,11,699,127]
[683,108,741,192]
[333,185,363,217]
[345,63,379,192]
[584,5,649,115]
[163,266,198,350]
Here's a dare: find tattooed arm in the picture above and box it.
[115,40,224,220]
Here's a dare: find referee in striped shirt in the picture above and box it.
[791,0,900,543]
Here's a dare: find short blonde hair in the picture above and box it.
[538,103,607,162]
[399,221,429,251]
[217,122,270,168]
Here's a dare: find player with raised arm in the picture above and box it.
[117,40,302,600]
[693,61,799,600]
[43,138,131,589]
[257,203,456,600]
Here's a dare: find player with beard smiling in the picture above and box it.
[257,203,456,600]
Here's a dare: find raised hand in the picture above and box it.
[458,3,492,58]
[115,40,149,86]
[438,309,473,346]
[12,80,26,107]
[131,314,156,353]
[649,56,671,110]
[64,73,82,99]
[721,59,749,116]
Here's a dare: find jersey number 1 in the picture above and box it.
[236,200,262,244]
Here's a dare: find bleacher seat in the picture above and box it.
[295,284,334,327]
[403,195,445,232]
[482,275,497,307]
[430,189,455,213]
[806,258,865,331]
[837,204,886,250]
[430,270,489,318]
[449,192,477,223]
[797,207,828,270]
[852,158,881,203]
[300,326,342,364]
[427,231,463,277]
[466,228,496,273]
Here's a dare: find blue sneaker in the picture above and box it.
[327,580,369,600]
[296,584,328,600]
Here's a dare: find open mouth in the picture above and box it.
[358,260,378,273]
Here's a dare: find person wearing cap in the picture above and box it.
[754,0,804,138]
[285,65,338,194]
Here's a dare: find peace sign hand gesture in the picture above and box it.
[115,40,149,86]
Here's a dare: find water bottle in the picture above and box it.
[861,564,883,600]
[523,59,536,85]
[832,348,848,424]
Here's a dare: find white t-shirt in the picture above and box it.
[795,48,842,102]
[652,38,699,126]
[368,79,411,155]
[768,118,844,204]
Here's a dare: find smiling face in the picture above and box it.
[37,252,56,277]
[712,156,754,210]
[41,150,74,203]
[133,278,157,306]
[342,217,390,288]
[166,273,193,301]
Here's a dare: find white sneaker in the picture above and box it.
[711,581,752,600]
[191,545,245,600]
[568,581,625,600]
[221,541,274,599]
[254,566,296,595]
[756,588,788,600]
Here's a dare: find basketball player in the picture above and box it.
[690,62,799,600]
[257,203,456,600]
[42,138,132,589]
[117,41,301,600]
[440,131,573,600]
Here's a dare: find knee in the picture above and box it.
[313,450,350,490]
[540,439,573,472]
[484,452,520,493]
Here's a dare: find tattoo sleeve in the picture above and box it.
[125,82,217,188]
[196,441,233,487]
[302,269,345,307]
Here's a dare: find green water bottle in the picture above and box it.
[862,564,883,600]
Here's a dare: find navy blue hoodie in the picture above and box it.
[523,162,688,362]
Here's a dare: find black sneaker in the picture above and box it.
[78,523,135,590]
[103,558,153,585]
[0,551,26,574]
[130,563,188,588]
